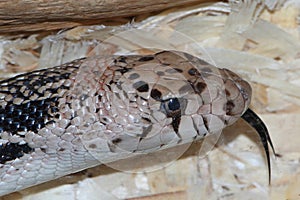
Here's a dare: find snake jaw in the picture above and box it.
[241,108,276,184]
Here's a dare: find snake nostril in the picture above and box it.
[225,100,235,115]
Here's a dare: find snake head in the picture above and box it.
[110,50,254,142]
[105,51,274,179]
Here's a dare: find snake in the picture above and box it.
[0,50,275,196]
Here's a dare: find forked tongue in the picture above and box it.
[241,108,275,184]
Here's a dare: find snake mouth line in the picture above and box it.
[241,108,276,184]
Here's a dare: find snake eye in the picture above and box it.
[160,97,187,134]
[168,98,180,111]
[161,98,186,118]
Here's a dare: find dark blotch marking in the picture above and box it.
[174,68,183,73]
[109,80,115,85]
[142,117,151,123]
[225,89,231,96]
[133,81,149,93]
[138,56,154,62]
[0,142,34,164]
[117,56,127,63]
[115,67,132,75]
[202,117,209,131]
[140,96,148,101]
[128,73,140,80]
[195,82,207,94]
[171,116,181,135]
[100,117,110,125]
[225,101,235,115]
[150,89,162,101]
[88,144,97,149]
[112,138,122,144]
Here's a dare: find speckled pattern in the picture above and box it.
[0,50,271,196]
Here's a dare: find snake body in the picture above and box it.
[0,50,274,196]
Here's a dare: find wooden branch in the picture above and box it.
[0,0,206,33]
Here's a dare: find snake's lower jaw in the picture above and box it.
[241,108,275,184]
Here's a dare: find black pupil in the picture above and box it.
[168,98,180,111]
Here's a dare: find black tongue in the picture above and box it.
[241,108,275,184]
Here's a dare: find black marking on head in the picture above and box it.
[225,89,230,96]
[100,117,110,125]
[116,56,127,63]
[109,80,115,85]
[195,82,207,94]
[89,144,97,149]
[106,83,112,90]
[138,56,154,62]
[115,67,132,75]
[142,117,151,123]
[171,116,181,135]
[202,117,209,131]
[128,73,140,80]
[0,142,34,164]
[241,108,276,184]
[174,68,183,73]
[112,138,122,144]
[139,96,147,102]
[133,81,149,93]
[150,89,162,101]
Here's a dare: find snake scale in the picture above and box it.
[0,50,275,196]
